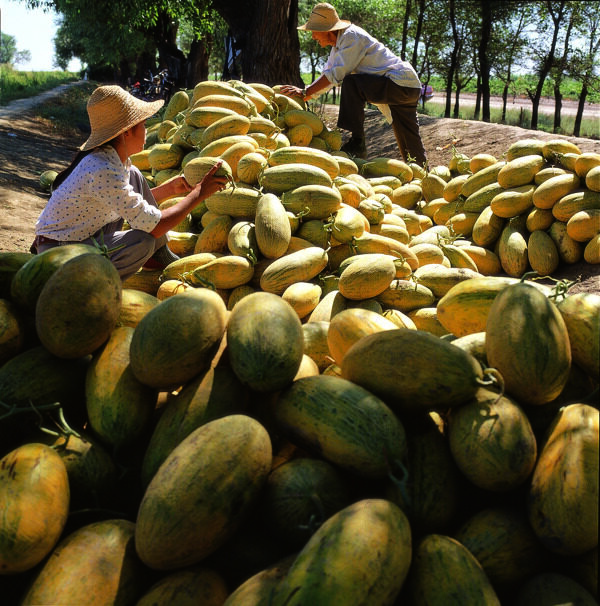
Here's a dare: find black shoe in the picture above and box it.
[341,136,367,159]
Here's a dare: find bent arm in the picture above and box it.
[304,74,333,100]
[150,175,192,204]
[150,165,227,238]
[280,74,333,102]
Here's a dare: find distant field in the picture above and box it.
[0,67,80,106]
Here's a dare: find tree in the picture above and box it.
[27,0,218,86]
[410,0,425,69]
[213,0,302,86]
[570,3,600,137]
[445,0,460,118]
[400,0,412,61]
[526,0,568,131]
[1,32,18,64]
[490,4,532,123]
[1,32,31,66]
[550,1,578,133]
[415,1,450,84]
[477,0,492,122]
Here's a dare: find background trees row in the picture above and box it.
[16,0,600,136]
[1,32,31,66]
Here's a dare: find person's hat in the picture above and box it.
[298,3,351,32]
[80,85,164,151]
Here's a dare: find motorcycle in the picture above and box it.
[130,69,175,103]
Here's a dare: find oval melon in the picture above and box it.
[272,374,407,478]
[11,243,101,313]
[85,325,157,449]
[0,443,69,574]
[453,507,546,593]
[129,289,227,390]
[35,252,122,359]
[226,291,304,392]
[528,404,598,556]
[20,519,146,605]
[485,282,571,405]
[140,365,248,488]
[448,387,537,492]
[261,457,351,549]
[272,499,412,606]
[341,329,484,416]
[135,415,272,570]
[408,534,501,605]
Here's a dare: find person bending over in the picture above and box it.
[33,85,227,280]
[282,2,427,166]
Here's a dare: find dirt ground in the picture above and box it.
[0,86,598,294]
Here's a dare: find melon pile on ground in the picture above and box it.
[0,79,598,605]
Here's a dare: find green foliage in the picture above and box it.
[1,33,18,64]
[0,66,79,106]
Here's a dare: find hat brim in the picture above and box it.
[79,98,164,151]
[298,18,351,32]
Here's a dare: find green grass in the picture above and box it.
[420,101,599,140]
[32,81,96,131]
[0,65,80,106]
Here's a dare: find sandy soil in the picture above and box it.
[1,84,598,294]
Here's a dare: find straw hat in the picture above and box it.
[80,85,164,151]
[298,3,351,32]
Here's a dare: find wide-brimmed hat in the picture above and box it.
[298,3,351,32]
[80,85,164,151]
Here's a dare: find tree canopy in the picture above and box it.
[1,32,32,66]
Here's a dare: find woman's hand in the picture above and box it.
[174,175,193,195]
[152,162,228,238]
[191,160,229,200]
[279,85,304,99]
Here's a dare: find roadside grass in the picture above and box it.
[33,82,97,139]
[0,66,80,106]
[420,101,599,140]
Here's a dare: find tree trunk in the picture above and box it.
[215,0,302,86]
[473,75,481,120]
[573,82,588,138]
[553,82,563,133]
[501,81,509,123]
[445,0,458,118]
[186,37,211,87]
[478,0,492,122]
[453,86,461,119]
[401,0,412,61]
[552,8,574,134]
[530,0,566,130]
[134,51,158,85]
[411,0,425,68]
[153,11,187,88]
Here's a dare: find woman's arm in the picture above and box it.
[150,175,192,204]
[150,163,227,238]
[280,74,333,102]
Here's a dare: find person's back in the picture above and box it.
[282,3,428,165]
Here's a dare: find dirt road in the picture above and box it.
[429,91,600,120]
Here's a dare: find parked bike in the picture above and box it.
[130,69,174,103]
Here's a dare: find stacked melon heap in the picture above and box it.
[0,78,598,605]
[122,78,600,309]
